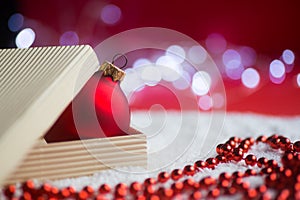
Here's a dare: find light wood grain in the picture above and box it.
[0,46,99,185]
[4,134,147,185]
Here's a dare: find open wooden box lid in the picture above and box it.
[0,46,147,185]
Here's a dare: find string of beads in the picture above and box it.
[3,134,300,199]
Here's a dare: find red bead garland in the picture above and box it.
[3,135,300,200]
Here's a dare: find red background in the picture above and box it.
[18,0,300,115]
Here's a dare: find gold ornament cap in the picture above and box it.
[99,61,126,82]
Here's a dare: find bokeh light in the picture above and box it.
[156,55,181,82]
[166,45,186,64]
[297,74,300,87]
[121,68,145,96]
[15,28,35,48]
[191,71,211,96]
[222,49,241,66]
[239,46,257,67]
[8,13,24,32]
[198,95,213,110]
[205,33,227,54]
[188,45,207,64]
[241,68,260,88]
[140,65,162,86]
[270,59,285,78]
[101,4,122,25]
[269,59,286,84]
[282,49,295,65]
[133,58,151,69]
[59,31,79,46]
[212,93,225,108]
[224,60,244,80]
[172,70,191,90]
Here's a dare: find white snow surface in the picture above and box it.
[3,111,300,198]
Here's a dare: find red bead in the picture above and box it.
[206,158,218,169]
[216,144,224,154]
[60,188,71,198]
[261,167,273,174]
[171,169,183,180]
[294,141,300,152]
[232,148,244,161]
[277,189,290,200]
[143,185,155,196]
[194,160,207,169]
[83,185,94,195]
[256,184,267,193]
[183,178,195,190]
[256,135,267,143]
[171,182,184,193]
[245,154,257,166]
[238,143,249,152]
[207,188,220,198]
[215,155,226,163]
[144,178,156,186]
[129,182,142,195]
[232,171,244,179]
[157,187,173,198]
[199,176,216,188]
[245,137,255,145]
[278,136,291,150]
[190,191,202,200]
[183,165,196,176]
[257,157,268,168]
[4,185,16,198]
[78,190,88,200]
[115,183,127,198]
[22,180,35,193]
[67,186,76,195]
[95,194,108,200]
[227,139,236,148]
[221,143,232,154]
[219,172,231,181]
[158,171,170,183]
[245,169,257,176]
[99,184,111,194]
[266,159,278,168]
[245,188,258,199]
[219,179,230,188]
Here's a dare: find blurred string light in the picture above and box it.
[297,74,300,87]
[101,4,122,25]
[121,68,145,96]
[133,58,152,69]
[205,33,227,54]
[156,55,181,82]
[166,45,186,64]
[241,68,260,89]
[172,70,191,90]
[269,59,285,84]
[222,49,244,80]
[8,13,24,32]
[282,49,295,73]
[239,46,257,67]
[15,28,35,48]
[188,45,207,64]
[59,31,79,46]
[282,49,295,65]
[212,93,224,108]
[140,64,162,86]
[198,95,213,110]
[191,71,211,96]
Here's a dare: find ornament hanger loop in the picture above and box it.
[112,53,128,69]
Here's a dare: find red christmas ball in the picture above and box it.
[45,65,130,142]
